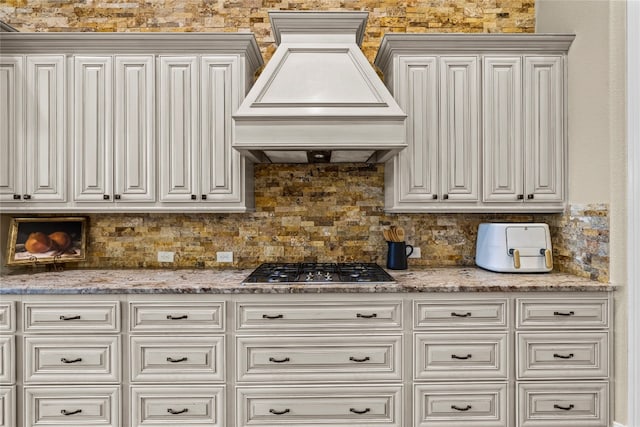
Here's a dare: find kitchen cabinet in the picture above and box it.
[376,34,574,212]
[0,55,66,205]
[0,33,262,213]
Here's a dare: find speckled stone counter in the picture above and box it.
[0,267,613,295]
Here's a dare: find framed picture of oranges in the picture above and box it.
[6,217,87,265]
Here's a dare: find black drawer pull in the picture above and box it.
[553,353,575,359]
[166,314,188,320]
[269,356,290,363]
[554,311,575,316]
[60,315,81,321]
[350,407,371,414]
[349,356,371,362]
[451,404,472,411]
[61,409,82,416]
[356,313,377,318]
[451,312,472,317]
[554,403,575,411]
[61,357,82,364]
[451,354,472,360]
[262,314,284,319]
[166,356,188,363]
[167,408,189,415]
[269,408,290,415]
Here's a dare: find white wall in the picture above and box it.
[537,0,628,424]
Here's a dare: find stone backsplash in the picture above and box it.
[0,0,535,63]
[2,164,608,282]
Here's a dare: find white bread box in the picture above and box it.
[475,223,553,273]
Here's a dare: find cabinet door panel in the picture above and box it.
[0,386,15,427]
[0,56,23,203]
[74,56,113,202]
[25,55,66,202]
[440,56,479,201]
[483,56,523,202]
[397,56,439,203]
[114,55,155,202]
[159,56,199,202]
[524,56,564,202]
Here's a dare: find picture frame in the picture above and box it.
[6,217,87,266]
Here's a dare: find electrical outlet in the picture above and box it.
[217,251,233,263]
[409,247,421,258]
[157,251,175,262]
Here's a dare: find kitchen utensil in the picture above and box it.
[386,241,414,270]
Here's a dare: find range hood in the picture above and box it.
[232,11,407,163]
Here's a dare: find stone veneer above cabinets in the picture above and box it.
[375,34,574,213]
[0,33,263,213]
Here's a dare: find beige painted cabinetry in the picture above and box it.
[0,33,262,213]
[0,291,612,427]
[375,34,574,213]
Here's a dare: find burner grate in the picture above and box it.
[242,262,395,284]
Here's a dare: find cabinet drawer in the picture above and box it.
[129,301,224,332]
[237,334,402,382]
[517,332,608,379]
[414,333,508,380]
[24,386,120,427]
[24,335,120,383]
[414,299,507,329]
[236,301,402,330]
[0,302,15,333]
[237,385,402,426]
[414,383,508,427]
[131,386,225,427]
[130,335,224,382]
[0,336,14,384]
[517,382,608,427]
[517,298,609,329]
[24,302,120,333]
[0,386,15,427]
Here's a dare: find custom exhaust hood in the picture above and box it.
[232,11,407,163]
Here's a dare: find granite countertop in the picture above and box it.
[0,267,612,294]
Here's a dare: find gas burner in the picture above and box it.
[242,263,395,285]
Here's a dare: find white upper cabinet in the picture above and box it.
[376,34,573,212]
[1,54,67,205]
[0,33,263,213]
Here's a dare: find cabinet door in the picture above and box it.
[524,56,564,202]
[114,55,155,202]
[158,56,199,202]
[396,56,439,203]
[25,55,66,202]
[0,56,23,203]
[73,56,113,202]
[483,56,523,202]
[200,56,240,202]
[439,56,479,201]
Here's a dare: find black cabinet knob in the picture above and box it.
[527,194,535,200]
[443,194,449,200]
[103,194,110,200]
[201,195,207,200]
[432,194,438,200]
[190,195,197,200]
[23,194,31,200]
[114,194,121,200]
[13,194,21,200]
[517,194,524,200]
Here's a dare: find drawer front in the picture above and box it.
[517,381,608,427]
[415,333,508,380]
[0,386,15,427]
[24,386,120,427]
[129,301,224,332]
[237,334,402,382]
[131,386,225,427]
[517,298,609,329]
[131,335,224,382]
[236,301,402,330]
[0,302,15,332]
[0,336,14,384]
[517,332,609,379]
[237,385,402,426]
[414,299,507,329]
[24,302,120,333]
[414,383,508,427]
[24,335,120,383]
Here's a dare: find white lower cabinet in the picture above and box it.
[237,385,402,426]
[0,386,15,427]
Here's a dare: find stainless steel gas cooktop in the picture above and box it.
[242,263,396,285]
